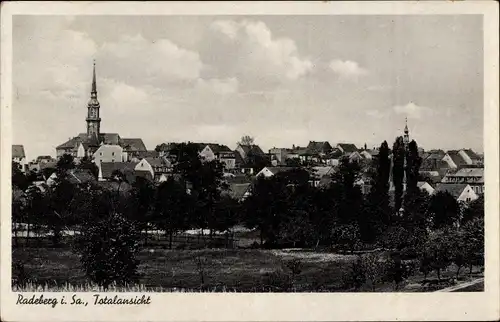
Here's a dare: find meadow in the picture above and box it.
[12,245,484,293]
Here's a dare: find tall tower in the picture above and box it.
[403,117,410,150]
[86,60,101,140]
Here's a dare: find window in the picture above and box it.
[112,159,114,163]
[100,152,102,156]
[112,152,115,156]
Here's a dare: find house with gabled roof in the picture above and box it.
[255,166,297,178]
[235,144,265,160]
[337,143,358,154]
[223,183,252,202]
[458,149,481,166]
[199,143,236,170]
[306,141,333,156]
[441,167,484,195]
[12,145,27,172]
[434,183,479,202]
[442,150,469,169]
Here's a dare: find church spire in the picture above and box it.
[91,59,97,98]
[87,59,101,140]
[404,117,408,134]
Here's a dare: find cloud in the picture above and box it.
[196,77,239,95]
[210,20,239,40]
[210,19,313,83]
[99,34,203,86]
[329,59,368,80]
[393,102,433,119]
[366,109,386,119]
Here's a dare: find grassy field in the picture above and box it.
[12,246,484,292]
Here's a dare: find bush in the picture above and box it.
[261,269,292,292]
[342,256,367,290]
[12,260,28,288]
[74,213,141,289]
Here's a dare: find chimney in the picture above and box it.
[292,144,295,149]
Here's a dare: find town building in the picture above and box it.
[441,167,484,194]
[12,145,27,172]
[55,62,147,161]
[434,183,479,202]
[199,143,236,170]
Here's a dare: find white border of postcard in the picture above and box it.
[1,1,499,321]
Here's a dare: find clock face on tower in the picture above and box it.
[90,109,96,118]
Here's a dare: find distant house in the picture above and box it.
[268,148,292,165]
[441,167,484,194]
[12,145,27,172]
[325,148,343,166]
[199,143,236,170]
[134,157,172,181]
[417,181,435,195]
[256,166,296,178]
[121,138,148,160]
[36,155,55,164]
[93,144,126,167]
[130,150,159,162]
[434,183,479,202]
[310,166,335,187]
[99,162,138,182]
[420,170,448,185]
[442,150,469,169]
[223,183,252,202]
[46,169,96,187]
[458,149,481,166]
[359,150,373,160]
[56,133,147,161]
[337,143,358,154]
[235,144,265,160]
[306,141,333,157]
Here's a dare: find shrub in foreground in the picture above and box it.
[74,212,141,289]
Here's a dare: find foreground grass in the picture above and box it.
[12,247,484,292]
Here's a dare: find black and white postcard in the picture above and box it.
[1,1,499,321]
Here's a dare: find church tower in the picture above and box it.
[403,117,410,150]
[86,60,101,140]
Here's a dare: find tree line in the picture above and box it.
[11,138,484,289]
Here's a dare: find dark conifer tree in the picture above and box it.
[392,137,405,213]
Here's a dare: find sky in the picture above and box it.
[12,15,483,161]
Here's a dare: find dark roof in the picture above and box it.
[223,183,251,200]
[56,137,80,150]
[337,143,358,153]
[100,162,138,179]
[99,133,121,145]
[96,181,133,194]
[446,151,468,168]
[36,155,53,161]
[136,150,159,159]
[226,174,252,184]
[205,143,233,154]
[12,145,25,158]
[135,170,154,181]
[461,149,480,161]
[234,150,244,165]
[434,183,469,199]
[40,161,57,170]
[68,169,96,184]
[306,141,333,155]
[239,144,265,156]
[143,157,165,167]
[122,138,147,152]
[326,148,344,159]
[262,166,297,175]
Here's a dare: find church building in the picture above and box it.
[56,62,147,161]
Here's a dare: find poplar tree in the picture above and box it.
[392,137,405,214]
